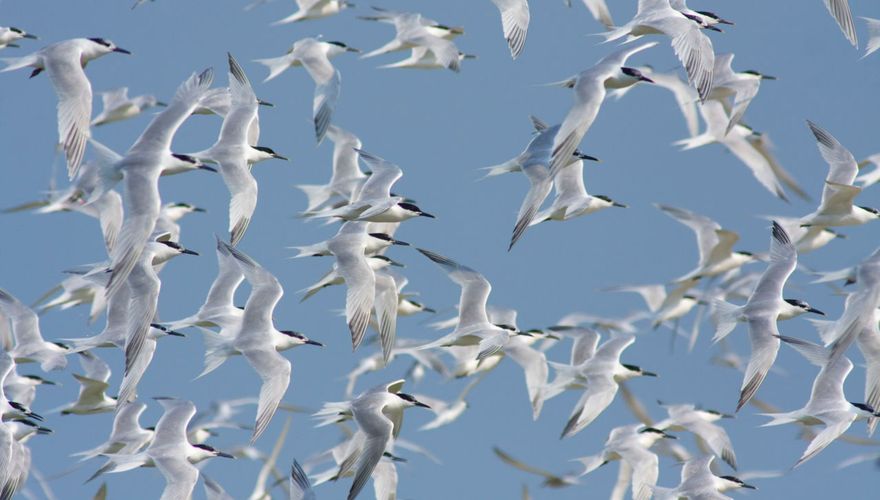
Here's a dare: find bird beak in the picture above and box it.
[807,307,825,316]
[36,426,53,434]
[181,248,199,256]
[193,207,207,213]
[305,338,324,347]
[515,330,534,337]
[642,370,658,377]
[706,25,723,32]
[741,483,757,490]
[113,47,132,54]
[761,74,776,80]
[662,432,677,439]
[217,451,235,459]
[197,164,218,173]
[574,151,601,162]
[419,211,436,219]
[415,400,431,409]
[346,46,362,53]
[155,101,168,107]
[391,238,410,246]
[272,153,289,161]
[612,201,628,208]
[545,333,561,340]
[23,33,38,39]
[451,26,465,35]
[388,259,405,268]
[721,413,735,419]
[718,18,734,26]
[257,99,274,107]
[166,329,186,337]
[422,307,437,313]
[639,75,655,83]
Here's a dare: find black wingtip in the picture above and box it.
[770,220,791,246]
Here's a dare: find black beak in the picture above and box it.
[29,67,43,78]
[639,75,655,83]
[165,329,186,337]
[415,401,431,409]
[741,483,757,490]
[662,432,677,439]
[155,101,168,107]
[193,207,207,213]
[642,370,658,377]
[422,307,437,313]
[807,307,825,316]
[612,201,628,208]
[515,330,534,337]
[706,25,723,32]
[272,153,289,161]
[573,151,601,162]
[36,426,53,434]
[718,18,734,26]
[257,99,274,107]
[419,211,436,219]
[761,74,776,80]
[113,47,132,54]
[305,339,324,347]
[217,451,235,459]
[181,248,199,256]
[346,47,362,53]
[198,165,218,173]
[24,33,38,39]
[392,238,410,246]
[388,259,405,268]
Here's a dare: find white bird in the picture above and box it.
[313,149,434,222]
[343,380,430,500]
[59,351,116,415]
[654,403,737,469]
[2,367,55,409]
[604,0,716,101]
[708,222,804,411]
[653,455,756,499]
[612,65,700,136]
[300,254,401,301]
[344,339,448,398]
[0,288,67,372]
[292,231,409,259]
[290,459,316,500]
[493,446,580,487]
[822,248,880,362]
[255,38,359,143]
[566,0,614,29]
[763,336,880,467]
[657,204,755,282]
[550,334,656,438]
[377,46,476,71]
[769,216,842,254]
[104,68,214,299]
[800,120,879,228]
[91,87,166,126]
[193,53,286,246]
[163,237,245,331]
[548,42,656,175]
[0,352,44,421]
[822,0,857,47]
[708,53,775,135]
[416,248,528,360]
[604,278,701,330]
[575,424,676,500]
[117,236,199,405]
[857,152,880,187]
[296,125,367,212]
[863,17,880,57]
[73,402,153,461]
[273,0,353,25]
[220,241,323,441]
[532,157,627,225]
[358,7,464,73]
[0,26,37,50]
[89,398,234,497]
[1,37,130,178]
[489,0,529,59]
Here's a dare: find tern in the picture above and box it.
[603,0,716,101]
[489,0,529,59]
[59,351,116,415]
[311,149,434,222]
[378,47,477,70]
[821,248,880,363]
[218,241,322,441]
[532,156,627,225]
[611,65,700,136]
[0,352,44,421]
[192,53,286,246]
[654,403,737,469]
[103,68,214,299]
[653,455,756,499]
[822,0,857,47]
[89,398,234,496]
[256,38,359,143]
[547,42,655,175]
[416,248,529,360]
[493,446,580,487]
[657,204,755,282]
[290,459,316,500]
[604,278,701,330]
[800,120,879,228]
[359,8,464,72]
[414,375,484,431]
[763,336,880,467]
[0,26,37,50]
[342,380,430,500]
[575,424,676,500]
[710,222,810,411]
[0,288,67,371]
[72,401,153,461]
[273,0,353,25]
[291,231,408,259]
[92,87,166,126]
[1,37,131,178]
[770,216,843,254]
[296,125,367,212]
[345,339,448,398]
[708,53,775,135]
[3,368,55,409]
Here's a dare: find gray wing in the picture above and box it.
[417,249,492,329]
[491,0,530,59]
[242,347,291,442]
[353,150,403,202]
[823,0,857,47]
[45,49,92,178]
[374,271,399,365]
[290,459,316,500]
[219,156,258,246]
[738,317,780,411]
[807,120,859,211]
[154,455,200,500]
[509,163,551,250]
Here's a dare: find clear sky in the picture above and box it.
[1,0,879,499]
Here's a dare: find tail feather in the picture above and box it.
[196,327,233,379]
[254,55,293,82]
[1,54,39,73]
[710,299,742,342]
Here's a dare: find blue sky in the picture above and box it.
[1,0,879,498]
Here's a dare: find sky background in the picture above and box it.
[1,0,880,498]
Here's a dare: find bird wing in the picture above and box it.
[738,316,780,411]
[491,0,530,59]
[201,239,246,316]
[796,414,854,467]
[417,248,492,329]
[561,373,618,437]
[217,53,259,147]
[349,399,394,500]
[808,120,859,206]
[656,204,721,270]
[45,49,92,178]
[290,459,317,500]
[154,454,200,500]
[509,163,552,250]
[218,155,258,246]
[242,347,291,442]
[374,271,399,364]
[651,16,714,101]
[823,0,857,47]
[353,149,403,202]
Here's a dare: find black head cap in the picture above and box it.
[171,153,199,164]
[88,37,112,47]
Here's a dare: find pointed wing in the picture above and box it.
[491,0,530,59]
[242,347,291,442]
